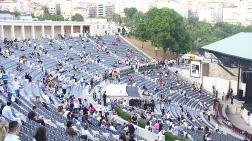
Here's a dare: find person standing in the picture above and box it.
[127,122,135,140]
[12,78,20,98]
[62,83,67,95]
[1,72,8,85]
[2,72,8,93]
[103,91,107,106]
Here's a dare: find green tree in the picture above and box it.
[40,8,64,21]
[186,16,252,51]
[124,8,138,19]
[214,22,252,39]
[143,8,192,57]
[112,13,122,24]
[71,13,84,21]
[188,21,216,51]
[14,10,21,17]
[31,13,35,18]
[124,10,144,35]
[0,10,10,13]
[44,8,49,14]
[135,22,148,48]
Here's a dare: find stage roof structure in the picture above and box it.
[202,32,252,61]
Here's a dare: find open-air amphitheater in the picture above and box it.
[0,21,249,141]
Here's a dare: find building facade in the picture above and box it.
[0,20,118,40]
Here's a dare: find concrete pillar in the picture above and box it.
[71,25,73,36]
[0,25,4,40]
[51,25,55,38]
[11,25,15,40]
[61,25,64,35]
[89,25,95,36]
[80,25,83,36]
[41,25,45,38]
[31,26,35,39]
[21,25,25,40]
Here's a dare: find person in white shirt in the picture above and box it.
[109,124,117,132]
[4,121,21,141]
[12,78,20,98]
[157,130,164,141]
[42,93,50,104]
[80,126,91,140]
[2,102,16,121]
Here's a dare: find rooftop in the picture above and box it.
[202,32,252,61]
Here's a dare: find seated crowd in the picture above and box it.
[0,34,247,141]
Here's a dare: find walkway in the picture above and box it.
[227,113,252,134]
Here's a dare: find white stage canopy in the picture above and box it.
[105,83,128,97]
[105,83,140,97]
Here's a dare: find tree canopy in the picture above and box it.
[124,8,138,19]
[71,13,84,21]
[14,10,21,17]
[35,8,64,21]
[186,17,252,50]
[133,8,192,55]
[123,7,252,57]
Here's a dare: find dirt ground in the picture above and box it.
[123,36,176,60]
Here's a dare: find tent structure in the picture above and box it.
[201,32,252,103]
[202,32,252,61]
[105,83,140,98]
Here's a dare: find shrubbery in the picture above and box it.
[164,132,188,141]
[137,119,146,128]
[115,107,146,129]
[115,108,188,141]
[115,107,131,121]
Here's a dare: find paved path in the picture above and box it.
[228,113,252,134]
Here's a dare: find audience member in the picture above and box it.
[66,121,78,137]
[27,106,45,126]
[34,126,47,141]
[0,121,8,141]
[2,102,17,121]
[4,121,21,141]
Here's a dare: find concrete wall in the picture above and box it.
[14,26,21,40]
[34,26,42,39]
[54,26,61,38]
[83,26,90,33]
[230,80,246,97]
[0,26,4,40]
[90,23,116,36]
[24,26,32,39]
[0,20,117,40]
[202,76,246,98]
[64,26,71,35]
[44,26,51,38]
[241,108,252,126]
[3,26,11,39]
[202,76,229,98]
[73,26,80,33]
[209,63,238,81]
